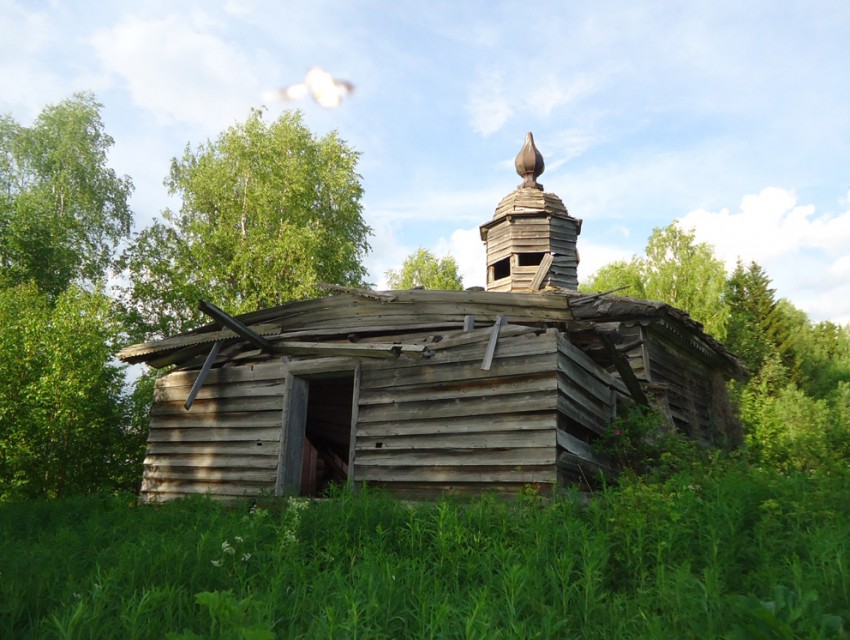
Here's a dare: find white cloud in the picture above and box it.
[678,187,850,323]
[466,69,512,136]
[678,187,850,268]
[89,13,264,130]
[576,241,635,286]
[524,73,598,118]
[434,227,487,289]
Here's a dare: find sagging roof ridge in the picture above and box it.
[117,287,740,375]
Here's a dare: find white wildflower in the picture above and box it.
[211,560,222,567]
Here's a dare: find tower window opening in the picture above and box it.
[491,256,511,281]
[517,252,547,267]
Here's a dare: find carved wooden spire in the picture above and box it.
[515,132,544,190]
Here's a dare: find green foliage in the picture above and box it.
[577,258,644,296]
[0,92,133,297]
[2,468,849,638]
[725,260,783,374]
[581,224,728,339]
[592,404,700,477]
[385,247,463,290]
[119,109,371,340]
[0,283,137,499]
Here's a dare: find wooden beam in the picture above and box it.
[198,300,275,352]
[347,363,361,491]
[529,253,554,291]
[481,316,507,371]
[593,331,649,405]
[183,340,224,410]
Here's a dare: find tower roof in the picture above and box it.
[481,132,579,239]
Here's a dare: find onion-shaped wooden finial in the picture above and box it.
[515,132,544,190]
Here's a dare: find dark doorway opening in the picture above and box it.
[299,375,354,496]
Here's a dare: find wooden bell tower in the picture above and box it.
[479,132,582,292]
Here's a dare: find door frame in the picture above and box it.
[275,357,362,496]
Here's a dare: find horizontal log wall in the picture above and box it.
[644,330,715,443]
[355,331,560,495]
[141,362,284,501]
[556,334,621,440]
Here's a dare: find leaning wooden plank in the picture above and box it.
[529,253,555,291]
[556,451,617,480]
[347,363,361,488]
[555,428,595,460]
[482,315,505,371]
[198,300,275,352]
[183,340,223,411]
[556,396,607,435]
[592,331,648,405]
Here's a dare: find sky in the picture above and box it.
[2,0,849,324]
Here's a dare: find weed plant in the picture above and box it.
[1,463,848,638]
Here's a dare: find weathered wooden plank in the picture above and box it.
[143,454,279,468]
[149,412,282,430]
[274,341,432,358]
[557,360,616,405]
[361,354,555,391]
[143,466,276,482]
[481,315,506,370]
[140,478,271,496]
[359,373,555,406]
[354,447,556,466]
[556,428,595,460]
[430,324,536,351]
[151,397,283,415]
[357,429,554,450]
[530,253,554,291]
[556,396,606,435]
[155,380,285,402]
[364,482,552,498]
[355,464,556,483]
[557,375,607,416]
[147,427,281,443]
[157,362,284,387]
[358,389,557,423]
[348,363,361,486]
[145,441,280,456]
[277,375,308,496]
[356,412,556,437]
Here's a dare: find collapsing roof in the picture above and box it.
[118,133,744,501]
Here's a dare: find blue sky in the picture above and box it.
[2,0,849,323]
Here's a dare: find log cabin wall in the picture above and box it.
[354,330,562,497]
[141,362,285,502]
[642,325,720,444]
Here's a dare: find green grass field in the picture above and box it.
[1,462,848,639]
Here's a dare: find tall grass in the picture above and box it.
[1,462,848,638]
